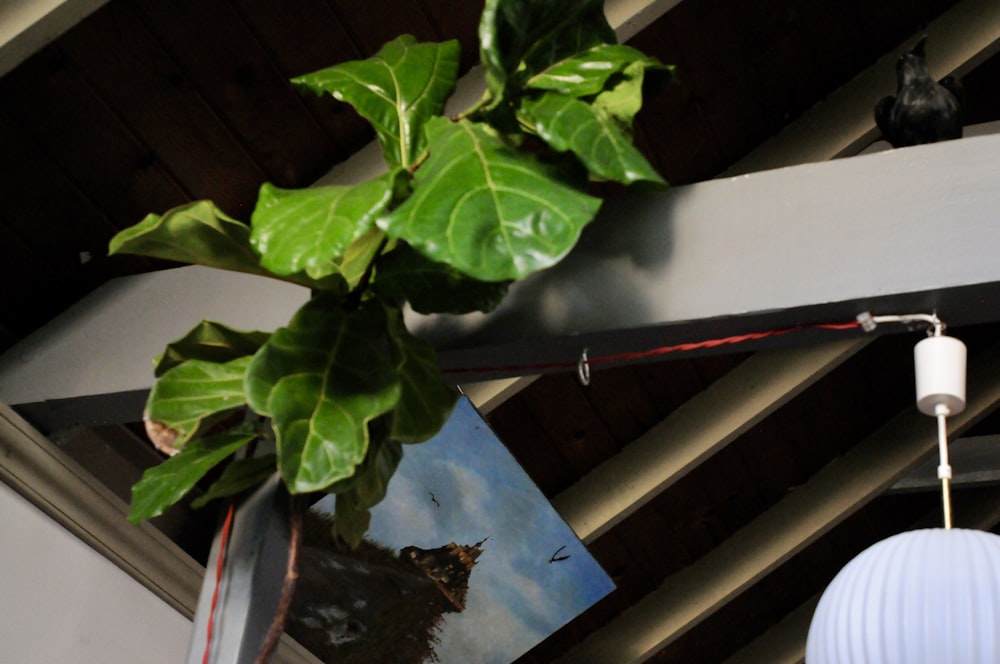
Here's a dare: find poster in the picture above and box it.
[293,397,614,663]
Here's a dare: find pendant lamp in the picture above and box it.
[806,316,1000,663]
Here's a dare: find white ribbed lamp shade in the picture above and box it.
[806,528,1000,663]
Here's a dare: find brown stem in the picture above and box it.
[255,496,304,664]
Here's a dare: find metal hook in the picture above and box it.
[577,348,591,386]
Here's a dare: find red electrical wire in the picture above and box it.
[441,319,862,377]
[202,501,237,664]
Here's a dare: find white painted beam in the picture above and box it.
[556,340,1000,663]
[889,434,1000,492]
[0,0,110,78]
[0,401,201,616]
[554,339,867,543]
[722,0,1000,174]
[0,401,320,663]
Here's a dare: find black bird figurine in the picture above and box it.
[875,37,962,147]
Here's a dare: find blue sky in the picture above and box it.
[321,396,614,663]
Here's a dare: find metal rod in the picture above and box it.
[937,409,953,529]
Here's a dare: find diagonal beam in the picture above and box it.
[553,338,867,543]
[0,0,111,78]
[721,485,1000,664]
[722,0,1000,174]
[557,341,1000,663]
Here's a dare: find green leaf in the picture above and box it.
[128,427,256,523]
[145,356,253,449]
[520,92,664,186]
[378,117,601,281]
[154,321,270,377]
[329,431,402,548]
[479,0,614,101]
[332,430,403,505]
[340,229,390,290]
[191,454,278,509]
[592,57,674,129]
[374,243,510,314]
[109,200,345,292]
[527,44,669,98]
[244,296,402,493]
[292,36,460,168]
[333,490,371,549]
[385,305,458,443]
[250,171,404,281]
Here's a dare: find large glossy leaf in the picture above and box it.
[145,356,253,450]
[154,321,270,377]
[520,92,664,186]
[592,57,674,129]
[128,426,256,523]
[373,243,509,314]
[333,490,372,549]
[385,305,458,443]
[244,297,401,493]
[479,0,614,100]
[527,44,673,99]
[109,200,344,292]
[292,36,460,168]
[250,171,403,281]
[332,432,402,548]
[191,455,278,509]
[378,117,601,281]
[339,229,390,290]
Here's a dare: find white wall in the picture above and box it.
[0,480,190,663]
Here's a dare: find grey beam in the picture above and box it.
[5,131,1000,426]
[420,131,1000,380]
[556,340,1000,663]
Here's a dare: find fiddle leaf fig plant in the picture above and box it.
[110,0,673,552]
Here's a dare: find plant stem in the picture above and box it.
[255,496,304,664]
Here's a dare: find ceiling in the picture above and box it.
[3,1,1000,663]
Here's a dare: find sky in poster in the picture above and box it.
[338,396,615,663]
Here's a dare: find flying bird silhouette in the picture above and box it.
[875,37,962,147]
[548,545,571,564]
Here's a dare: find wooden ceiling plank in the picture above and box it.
[0,39,190,229]
[557,340,1000,664]
[57,2,269,214]
[131,0,336,188]
[553,339,866,543]
[520,373,623,477]
[0,108,150,286]
[722,486,1000,664]
[228,0,374,159]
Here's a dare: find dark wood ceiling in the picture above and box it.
[3,1,1000,663]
